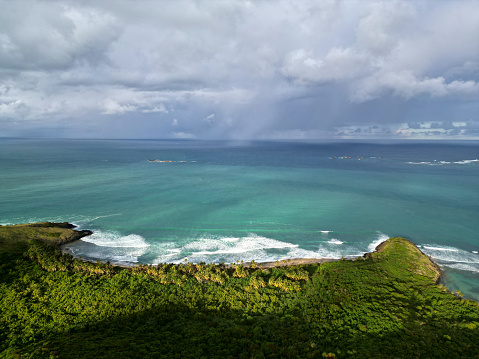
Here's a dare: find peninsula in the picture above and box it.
[1,222,478,358]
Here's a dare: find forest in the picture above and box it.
[1,222,479,358]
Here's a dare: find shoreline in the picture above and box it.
[2,221,450,297]
[243,257,341,268]
[61,244,343,269]
[61,223,440,281]
[3,223,478,357]
[60,224,349,269]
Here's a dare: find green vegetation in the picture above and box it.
[1,223,479,358]
[0,222,91,252]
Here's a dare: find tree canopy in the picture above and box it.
[1,223,478,358]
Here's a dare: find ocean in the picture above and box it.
[1,138,478,299]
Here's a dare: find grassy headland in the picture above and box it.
[0,223,478,358]
[0,222,92,252]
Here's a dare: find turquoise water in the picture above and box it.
[1,139,478,299]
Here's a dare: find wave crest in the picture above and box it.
[80,230,150,248]
[406,159,479,166]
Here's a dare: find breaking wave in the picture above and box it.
[419,244,479,273]
[151,234,312,264]
[81,230,150,248]
[149,231,392,264]
[65,229,479,275]
[64,230,150,265]
[328,238,344,245]
[368,232,389,252]
[405,159,479,166]
[64,229,396,266]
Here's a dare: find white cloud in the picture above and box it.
[352,71,479,102]
[172,131,195,139]
[141,104,168,113]
[204,113,215,123]
[0,0,478,139]
[0,100,28,117]
[356,1,415,56]
[0,2,120,70]
[283,47,372,84]
[102,99,136,115]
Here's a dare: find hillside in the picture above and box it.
[0,223,478,358]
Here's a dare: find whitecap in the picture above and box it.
[405,161,431,165]
[454,159,479,164]
[367,232,389,252]
[442,263,479,273]
[405,159,478,166]
[222,237,240,242]
[328,238,343,245]
[152,234,316,264]
[183,234,297,255]
[421,244,479,265]
[166,249,182,254]
[423,246,458,252]
[80,230,150,248]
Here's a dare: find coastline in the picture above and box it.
[59,223,349,269]
[59,222,348,269]
[243,257,340,268]
[60,223,443,279]
[60,245,342,269]
[3,223,479,357]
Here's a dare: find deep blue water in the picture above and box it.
[1,139,478,299]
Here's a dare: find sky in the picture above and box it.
[0,0,478,140]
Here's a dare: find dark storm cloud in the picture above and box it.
[0,0,478,139]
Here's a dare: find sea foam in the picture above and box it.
[66,231,150,265]
[328,238,344,245]
[367,232,390,252]
[81,230,150,248]
[153,231,392,264]
[420,244,479,273]
[152,234,303,264]
[446,263,479,273]
[405,159,479,166]
[72,229,479,276]
[421,244,479,264]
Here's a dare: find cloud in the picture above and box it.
[283,0,479,104]
[204,113,215,124]
[0,2,120,70]
[283,47,372,84]
[352,71,479,103]
[0,0,478,139]
[0,100,28,117]
[172,131,195,139]
[141,104,168,114]
[355,1,415,56]
[102,99,136,115]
